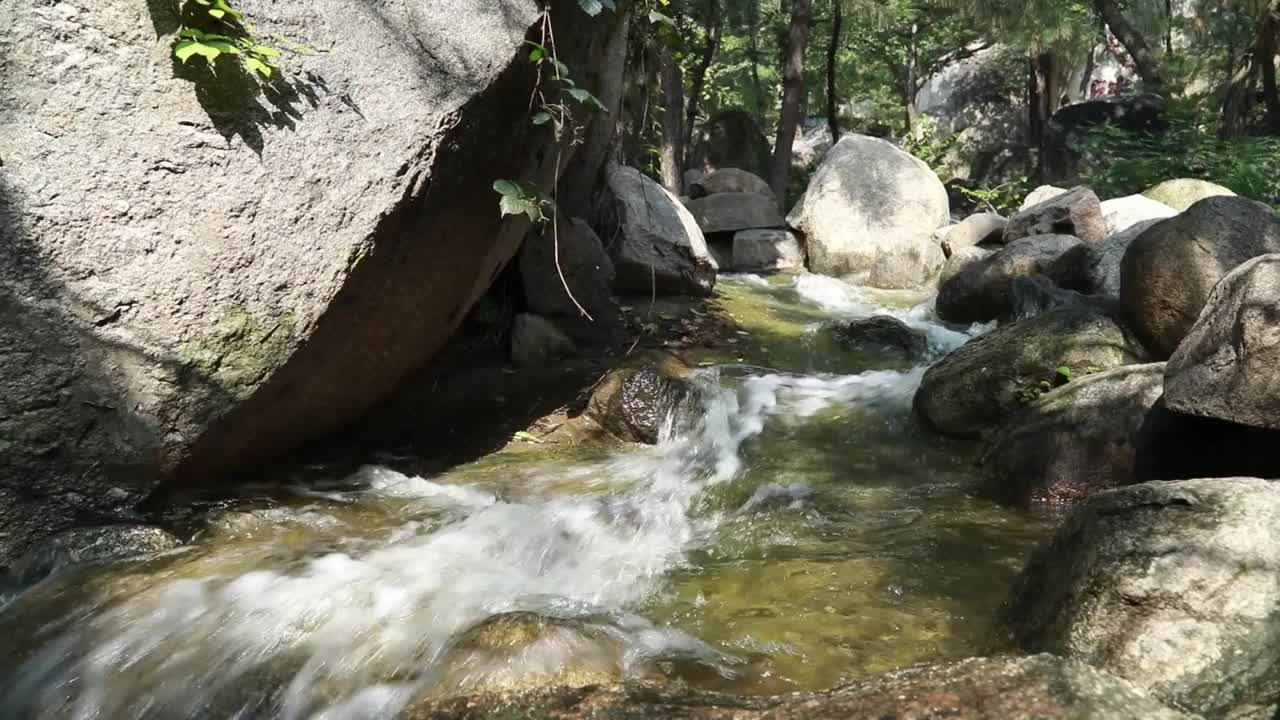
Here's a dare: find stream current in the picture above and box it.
[0,274,1054,719]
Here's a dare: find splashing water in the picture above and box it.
[0,274,1048,718]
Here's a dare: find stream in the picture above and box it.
[0,274,1055,720]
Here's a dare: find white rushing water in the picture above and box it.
[0,275,984,720]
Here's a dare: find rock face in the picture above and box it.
[1120,196,1280,357]
[980,364,1165,506]
[684,193,785,234]
[520,218,616,320]
[937,235,1084,323]
[692,110,772,178]
[1165,255,1280,431]
[866,236,947,290]
[585,354,695,444]
[404,654,1196,720]
[689,168,775,200]
[839,316,928,360]
[787,134,949,283]
[1100,194,1177,236]
[732,230,804,272]
[1144,178,1236,211]
[1004,187,1106,244]
[1005,477,1280,718]
[915,304,1148,438]
[940,213,1007,256]
[0,0,630,564]
[1050,218,1165,297]
[600,164,718,296]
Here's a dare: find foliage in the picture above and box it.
[956,177,1033,216]
[1080,99,1280,207]
[172,0,287,81]
[902,115,958,171]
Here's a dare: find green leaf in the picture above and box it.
[528,47,544,62]
[531,111,552,125]
[205,40,240,55]
[174,40,222,64]
[513,431,544,444]
[178,27,207,40]
[1056,366,1072,378]
[565,87,607,113]
[251,44,282,57]
[553,59,570,78]
[577,0,604,15]
[245,57,273,78]
[493,179,521,197]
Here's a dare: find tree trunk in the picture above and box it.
[1220,57,1258,138]
[1261,1,1280,134]
[769,0,813,205]
[903,21,919,133]
[683,0,721,153]
[826,0,842,144]
[749,0,765,121]
[1093,0,1165,93]
[1165,0,1174,57]
[1029,50,1055,181]
[658,41,685,193]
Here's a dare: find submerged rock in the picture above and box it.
[1165,254,1280,431]
[1005,477,1280,718]
[1120,196,1280,357]
[1143,178,1236,212]
[601,165,719,296]
[839,316,928,361]
[787,134,949,281]
[585,354,695,444]
[915,304,1148,438]
[936,234,1083,323]
[1004,187,1106,245]
[1,525,180,601]
[403,654,1195,719]
[980,364,1165,506]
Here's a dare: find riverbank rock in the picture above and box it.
[1100,194,1177,235]
[980,364,1164,506]
[939,246,992,286]
[1005,477,1280,718]
[520,217,617,320]
[1165,255,1280,430]
[937,235,1083,323]
[585,354,695,444]
[689,168,775,200]
[866,236,947,290]
[839,316,928,360]
[1143,178,1236,211]
[1004,187,1106,244]
[1049,218,1165,297]
[0,0,627,565]
[915,304,1148,438]
[787,134,949,283]
[685,193,785,234]
[600,165,718,296]
[732,230,804,272]
[403,654,1196,719]
[1120,196,1280,357]
[940,213,1007,257]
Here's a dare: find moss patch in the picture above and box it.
[181,307,296,395]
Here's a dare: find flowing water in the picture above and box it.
[0,274,1054,719]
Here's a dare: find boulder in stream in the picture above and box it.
[732,230,804,272]
[585,353,696,445]
[940,212,1007,257]
[786,134,949,285]
[839,316,928,361]
[1005,477,1280,718]
[980,364,1165,506]
[915,304,1149,438]
[1120,196,1280,357]
[403,654,1197,719]
[936,234,1083,323]
[1048,218,1165,298]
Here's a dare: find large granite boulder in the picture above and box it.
[1120,196,1280,357]
[915,304,1149,438]
[787,134,949,283]
[0,0,624,564]
[1049,218,1165,297]
[1005,477,1280,718]
[1021,185,1068,211]
[599,164,718,295]
[938,245,992,286]
[684,192,785,234]
[866,235,947,290]
[1100,194,1177,235]
[1165,254,1280,430]
[1004,187,1106,244]
[937,235,1083,323]
[688,168,775,200]
[405,655,1196,719]
[1143,178,1236,211]
[1006,274,1095,322]
[980,364,1165,506]
[731,229,803,272]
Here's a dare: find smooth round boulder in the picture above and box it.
[1143,178,1236,211]
[585,353,695,445]
[1004,186,1106,245]
[1120,196,1280,357]
[786,134,949,279]
[1020,185,1068,211]
[1100,194,1177,236]
[866,235,947,290]
[915,304,1149,438]
[839,316,928,360]
[940,212,1007,256]
[1005,477,1280,718]
[1006,274,1095,322]
[937,235,1083,323]
[1165,254,1280,430]
[980,363,1165,506]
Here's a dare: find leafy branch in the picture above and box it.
[172,0,289,81]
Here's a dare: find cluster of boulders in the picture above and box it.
[681,168,804,274]
[902,171,1280,718]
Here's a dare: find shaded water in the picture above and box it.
[0,274,1053,719]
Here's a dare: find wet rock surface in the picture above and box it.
[585,354,696,444]
[937,234,1083,323]
[839,316,929,360]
